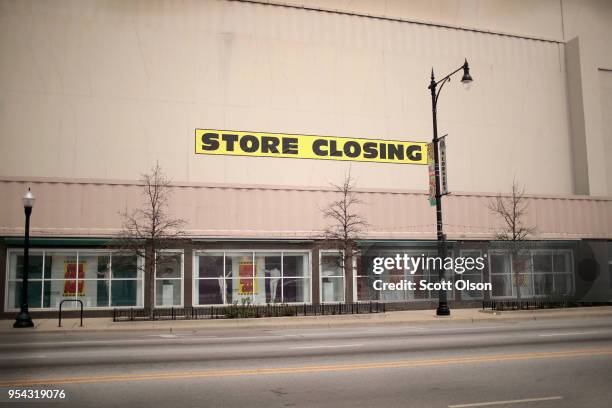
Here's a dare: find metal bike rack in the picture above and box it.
[58,299,84,327]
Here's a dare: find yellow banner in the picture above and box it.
[195,129,427,165]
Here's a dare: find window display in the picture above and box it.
[459,250,484,300]
[6,250,143,310]
[356,250,450,302]
[194,251,310,305]
[320,252,344,303]
[489,249,574,298]
[155,252,183,307]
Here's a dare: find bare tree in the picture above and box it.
[487,180,536,300]
[321,170,368,303]
[110,162,186,313]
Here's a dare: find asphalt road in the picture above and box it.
[1,317,611,407]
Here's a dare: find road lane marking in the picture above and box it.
[290,344,363,350]
[538,331,598,337]
[1,348,611,387]
[449,395,562,407]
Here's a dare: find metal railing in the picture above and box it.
[113,302,388,322]
[482,299,575,311]
[58,299,84,327]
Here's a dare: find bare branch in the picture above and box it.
[487,180,537,300]
[320,169,369,296]
[107,162,187,313]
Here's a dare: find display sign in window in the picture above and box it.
[194,251,311,305]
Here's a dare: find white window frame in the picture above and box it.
[193,249,312,306]
[530,249,574,298]
[153,250,184,308]
[458,249,484,300]
[489,248,574,299]
[4,248,145,312]
[319,250,345,304]
[488,249,517,299]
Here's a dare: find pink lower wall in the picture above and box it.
[0,178,610,240]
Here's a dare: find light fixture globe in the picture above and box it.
[22,188,35,209]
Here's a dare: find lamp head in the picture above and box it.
[461,58,473,90]
[22,188,35,209]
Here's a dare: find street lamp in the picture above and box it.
[428,59,473,316]
[14,188,35,328]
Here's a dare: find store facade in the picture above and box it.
[1,0,612,317]
[3,238,610,316]
[1,180,610,317]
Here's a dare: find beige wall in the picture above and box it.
[278,0,566,41]
[0,0,610,196]
[600,69,612,195]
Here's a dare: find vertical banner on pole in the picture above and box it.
[427,143,436,206]
[439,138,448,195]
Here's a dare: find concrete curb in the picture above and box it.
[2,307,612,334]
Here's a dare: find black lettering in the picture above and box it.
[240,135,259,153]
[282,137,298,154]
[379,143,387,159]
[343,141,361,158]
[388,144,404,160]
[407,145,422,161]
[221,134,239,151]
[329,140,342,157]
[312,139,328,156]
[201,133,219,151]
[261,136,280,154]
[363,142,378,159]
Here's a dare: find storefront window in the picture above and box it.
[255,253,282,304]
[513,252,534,297]
[111,280,140,306]
[226,252,255,304]
[283,278,309,303]
[194,251,310,305]
[112,255,139,279]
[320,252,344,303]
[356,250,450,302]
[532,250,573,296]
[155,252,183,307]
[6,250,143,310]
[8,281,43,309]
[489,251,513,298]
[8,253,44,280]
[356,255,378,301]
[459,250,484,300]
[109,254,142,307]
[489,248,574,299]
[197,252,224,304]
[608,242,612,290]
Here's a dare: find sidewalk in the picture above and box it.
[2,306,612,334]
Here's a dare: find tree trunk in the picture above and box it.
[145,245,155,318]
[344,244,354,303]
[513,250,522,301]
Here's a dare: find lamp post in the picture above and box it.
[14,188,35,328]
[428,59,473,316]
